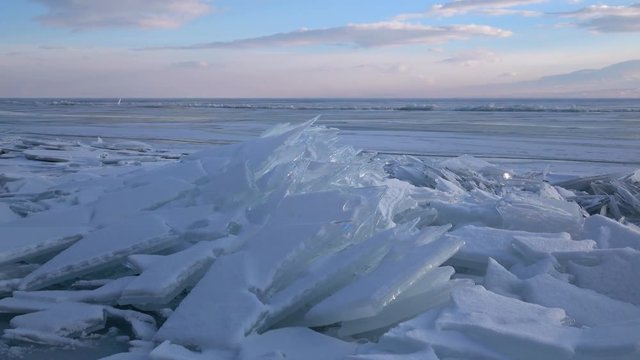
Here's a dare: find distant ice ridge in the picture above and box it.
[0,119,639,359]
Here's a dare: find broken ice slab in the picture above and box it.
[105,307,157,341]
[0,224,85,265]
[154,252,267,351]
[260,227,397,332]
[484,259,640,327]
[119,241,216,306]
[556,247,640,305]
[375,307,511,360]
[575,320,640,359]
[23,149,74,163]
[92,140,153,153]
[19,214,175,291]
[238,327,357,360]
[13,276,135,305]
[148,341,234,360]
[302,235,464,327]
[5,302,106,345]
[90,177,193,224]
[583,214,640,250]
[497,193,585,237]
[436,286,580,360]
[338,272,472,338]
[511,235,596,261]
[521,274,640,327]
[447,225,573,272]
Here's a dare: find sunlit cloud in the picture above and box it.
[395,0,543,20]
[558,3,640,33]
[31,0,212,30]
[164,22,511,50]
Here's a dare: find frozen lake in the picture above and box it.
[0,98,639,359]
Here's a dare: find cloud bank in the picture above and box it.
[32,0,212,29]
[174,22,511,49]
[560,3,640,33]
[395,0,543,20]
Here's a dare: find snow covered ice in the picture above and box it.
[1,118,640,359]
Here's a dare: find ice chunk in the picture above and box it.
[6,303,105,345]
[19,214,174,290]
[119,241,216,306]
[558,248,640,305]
[497,193,584,237]
[23,149,72,162]
[13,276,135,305]
[349,346,440,360]
[302,235,463,327]
[576,320,640,359]
[521,274,640,327]
[149,341,227,360]
[155,252,266,350]
[511,235,596,261]
[436,286,580,360]
[0,225,84,265]
[583,214,640,250]
[448,225,571,272]
[338,275,471,337]
[238,327,357,360]
[261,227,396,331]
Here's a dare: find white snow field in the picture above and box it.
[1,117,640,359]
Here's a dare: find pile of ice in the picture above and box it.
[1,120,639,359]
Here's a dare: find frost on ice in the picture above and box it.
[0,120,640,359]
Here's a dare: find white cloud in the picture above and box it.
[440,48,500,66]
[559,3,640,33]
[395,0,543,20]
[32,0,212,30]
[173,21,511,49]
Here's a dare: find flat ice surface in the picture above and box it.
[1,99,640,359]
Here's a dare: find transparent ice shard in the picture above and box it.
[19,214,175,291]
[302,235,464,327]
[338,271,471,337]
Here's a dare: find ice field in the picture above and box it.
[0,99,639,359]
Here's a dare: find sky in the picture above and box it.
[1,0,639,97]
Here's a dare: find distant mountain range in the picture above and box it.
[482,60,640,97]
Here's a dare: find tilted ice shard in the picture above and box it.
[19,214,175,291]
[302,234,464,327]
[119,241,217,306]
[0,225,84,265]
[5,302,106,345]
[154,252,266,350]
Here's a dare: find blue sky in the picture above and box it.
[1,0,639,97]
